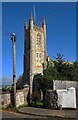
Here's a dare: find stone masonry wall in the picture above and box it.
[16,91,24,107]
[0,87,29,108]
[1,91,11,108]
[44,90,58,109]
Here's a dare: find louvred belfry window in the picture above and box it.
[36,33,41,49]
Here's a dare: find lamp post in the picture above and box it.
[11,33,16,107]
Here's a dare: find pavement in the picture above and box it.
[18,107,77,119]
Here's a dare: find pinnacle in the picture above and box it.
[30,12,33,20]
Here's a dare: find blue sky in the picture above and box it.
[2,2,76,85]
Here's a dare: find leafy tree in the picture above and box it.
[44,53,67,80]
[54,53,65,62]
[73,62,78,81]
[35,54,78,92]
[16,75,23,89]
[34,74,53,92]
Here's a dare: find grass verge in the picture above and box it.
[30,101,43,108]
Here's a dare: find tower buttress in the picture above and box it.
[42,18,47,67]
[29,12,34,95]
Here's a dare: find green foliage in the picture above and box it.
[44,61,78,81]
[34,74,53,92]
[54,53,65,62]
[30,101,43,108]
[2,86,13,91]
[34,54,78,92]
[17,104,28,109]
[3,105,18,112]
[16,75,23,89]
[45,53,78,81]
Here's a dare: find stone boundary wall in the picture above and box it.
[16,90,24,107]
[0,87,29,108]
[44,90,58,109]
[1,92,11,108]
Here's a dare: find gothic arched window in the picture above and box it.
[36,52,41,66]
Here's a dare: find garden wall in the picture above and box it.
[0,87,29,108]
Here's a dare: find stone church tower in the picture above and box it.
[22,12,47,94]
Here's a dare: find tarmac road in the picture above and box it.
[2,111,44,118]
[1,111,76,120]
